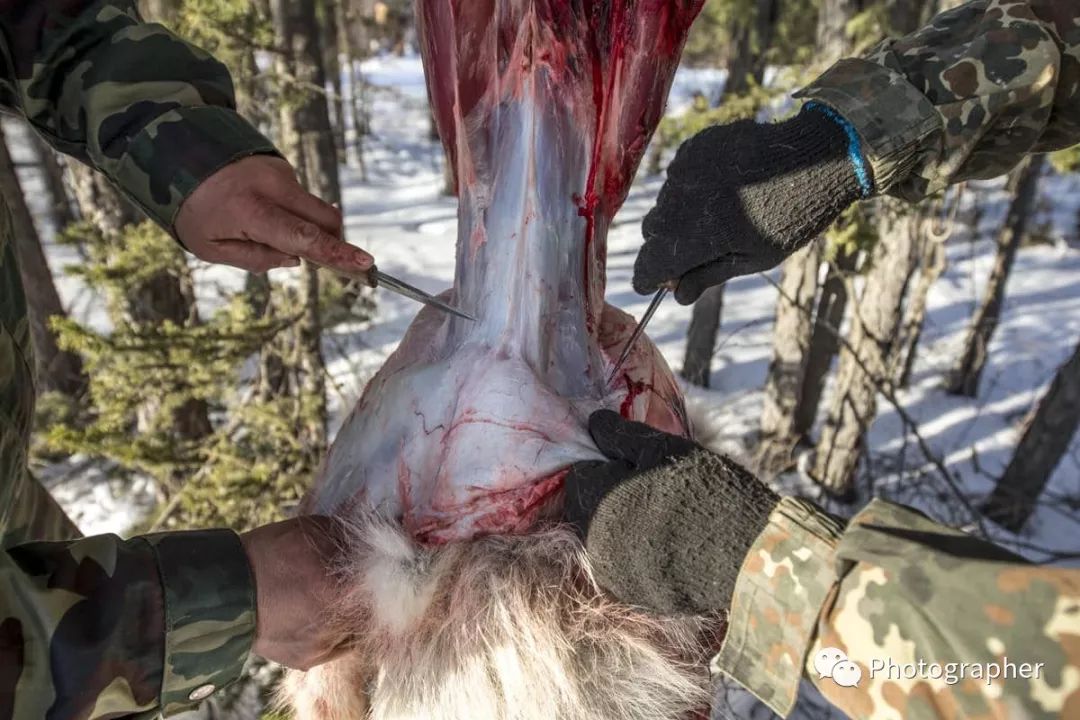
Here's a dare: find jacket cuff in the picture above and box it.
[146,529,256,714]
[794,55,941,196]
[711,497,845,717]
[108,106,280,232]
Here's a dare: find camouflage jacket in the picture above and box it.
[797,0,1080,201]
[714,497,1080,719]
[1,2,275,718]
[714,4,1080,715]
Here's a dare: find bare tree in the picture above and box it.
[756,242,821,472]
[793,246,860,438]
[722,0,780,98]
[322,0,349,163]
[681,285,725,388]
[754,0,863,460]
[0,131,86,396]
[815,0,865,63]
[812,199,920,496]
[982,338,1080,531]
[682,0,781,389]
[891,231,946,388]
[946,156,1044,396]
[891,193,954,388]
[27,132,79,234]
[270,0,338,453]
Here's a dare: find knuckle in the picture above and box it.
[291,220,322,250]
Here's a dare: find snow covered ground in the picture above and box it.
[11,52,1080,720]
[334,55,1080,560]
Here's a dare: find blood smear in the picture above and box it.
[310,0,703,542]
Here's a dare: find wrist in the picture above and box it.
[801,102,875,198]
[144,529,256,711]
[586,449,779,615]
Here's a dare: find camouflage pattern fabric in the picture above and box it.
[712,497,846,714]
[0,0,278,230]
[1,1,272,717]
[715,498,1080,718]
[810,501,1080,719]
[797,0,1080,201]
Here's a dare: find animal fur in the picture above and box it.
[280,515,714,720]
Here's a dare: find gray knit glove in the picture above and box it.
[564,410,780,616]
[635,103,873,305]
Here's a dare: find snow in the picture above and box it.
[11,51,1080,720]
[336,56,1080,565]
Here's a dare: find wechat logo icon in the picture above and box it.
[813,647,862,688]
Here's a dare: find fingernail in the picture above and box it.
[353,250,374,269]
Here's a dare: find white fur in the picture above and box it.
[280,516,713,720]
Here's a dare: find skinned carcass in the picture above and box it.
[282,2,712,718]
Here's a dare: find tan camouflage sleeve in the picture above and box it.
[0,0,279,229]
[713,497,1080,719]
[795,0,1080,200]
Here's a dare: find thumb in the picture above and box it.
[588,409,697,470]
[673,260,743,305]
[563,459,633,536]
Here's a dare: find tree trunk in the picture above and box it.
[793,246,860,438]
[322,0,348,164]
[982,338,1080,531]
[274,0,369,315]
[0,131,87,397]
[67,162,211,439]
[754,0,867,467]
[299,261,328,456]
[946,156,1043,397]
[683,0,779,390]
[138,0,178,24]
[891,226,947,388]
[273,0,341,207]
[27,132,79,235]
[270,0,333,454]
[815,0,864,63]
[681,285,725,388]
[721,0,779,98]
[337,0,367,171]
[756,242,821,473]
[812,199,919,497]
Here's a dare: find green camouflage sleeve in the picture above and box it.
[0,0,279,230]
[2,207,257,717]
[713,497,1080,719]
[1,2,266,716]
[795,0,1080,200]
[1,530,256,719]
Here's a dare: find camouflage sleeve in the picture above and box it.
[1,530,256,719]
[712,497,1080,719]
[0,4,266,712]
[0,0,279,230]
[795,0,1080,200]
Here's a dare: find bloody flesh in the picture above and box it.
[309,0,704,543]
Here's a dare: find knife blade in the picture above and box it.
[371,268,475,321]
[606,284,670,384]
[327,262,475,321]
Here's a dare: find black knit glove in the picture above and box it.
[635,103,873,305]
[564,410,780,616]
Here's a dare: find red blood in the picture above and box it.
[310,1,702,542]
[619,376,649,418]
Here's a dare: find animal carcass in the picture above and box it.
[283,2,712,718]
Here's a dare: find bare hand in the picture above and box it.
[175,155,373,274]
[240,516,351,670]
